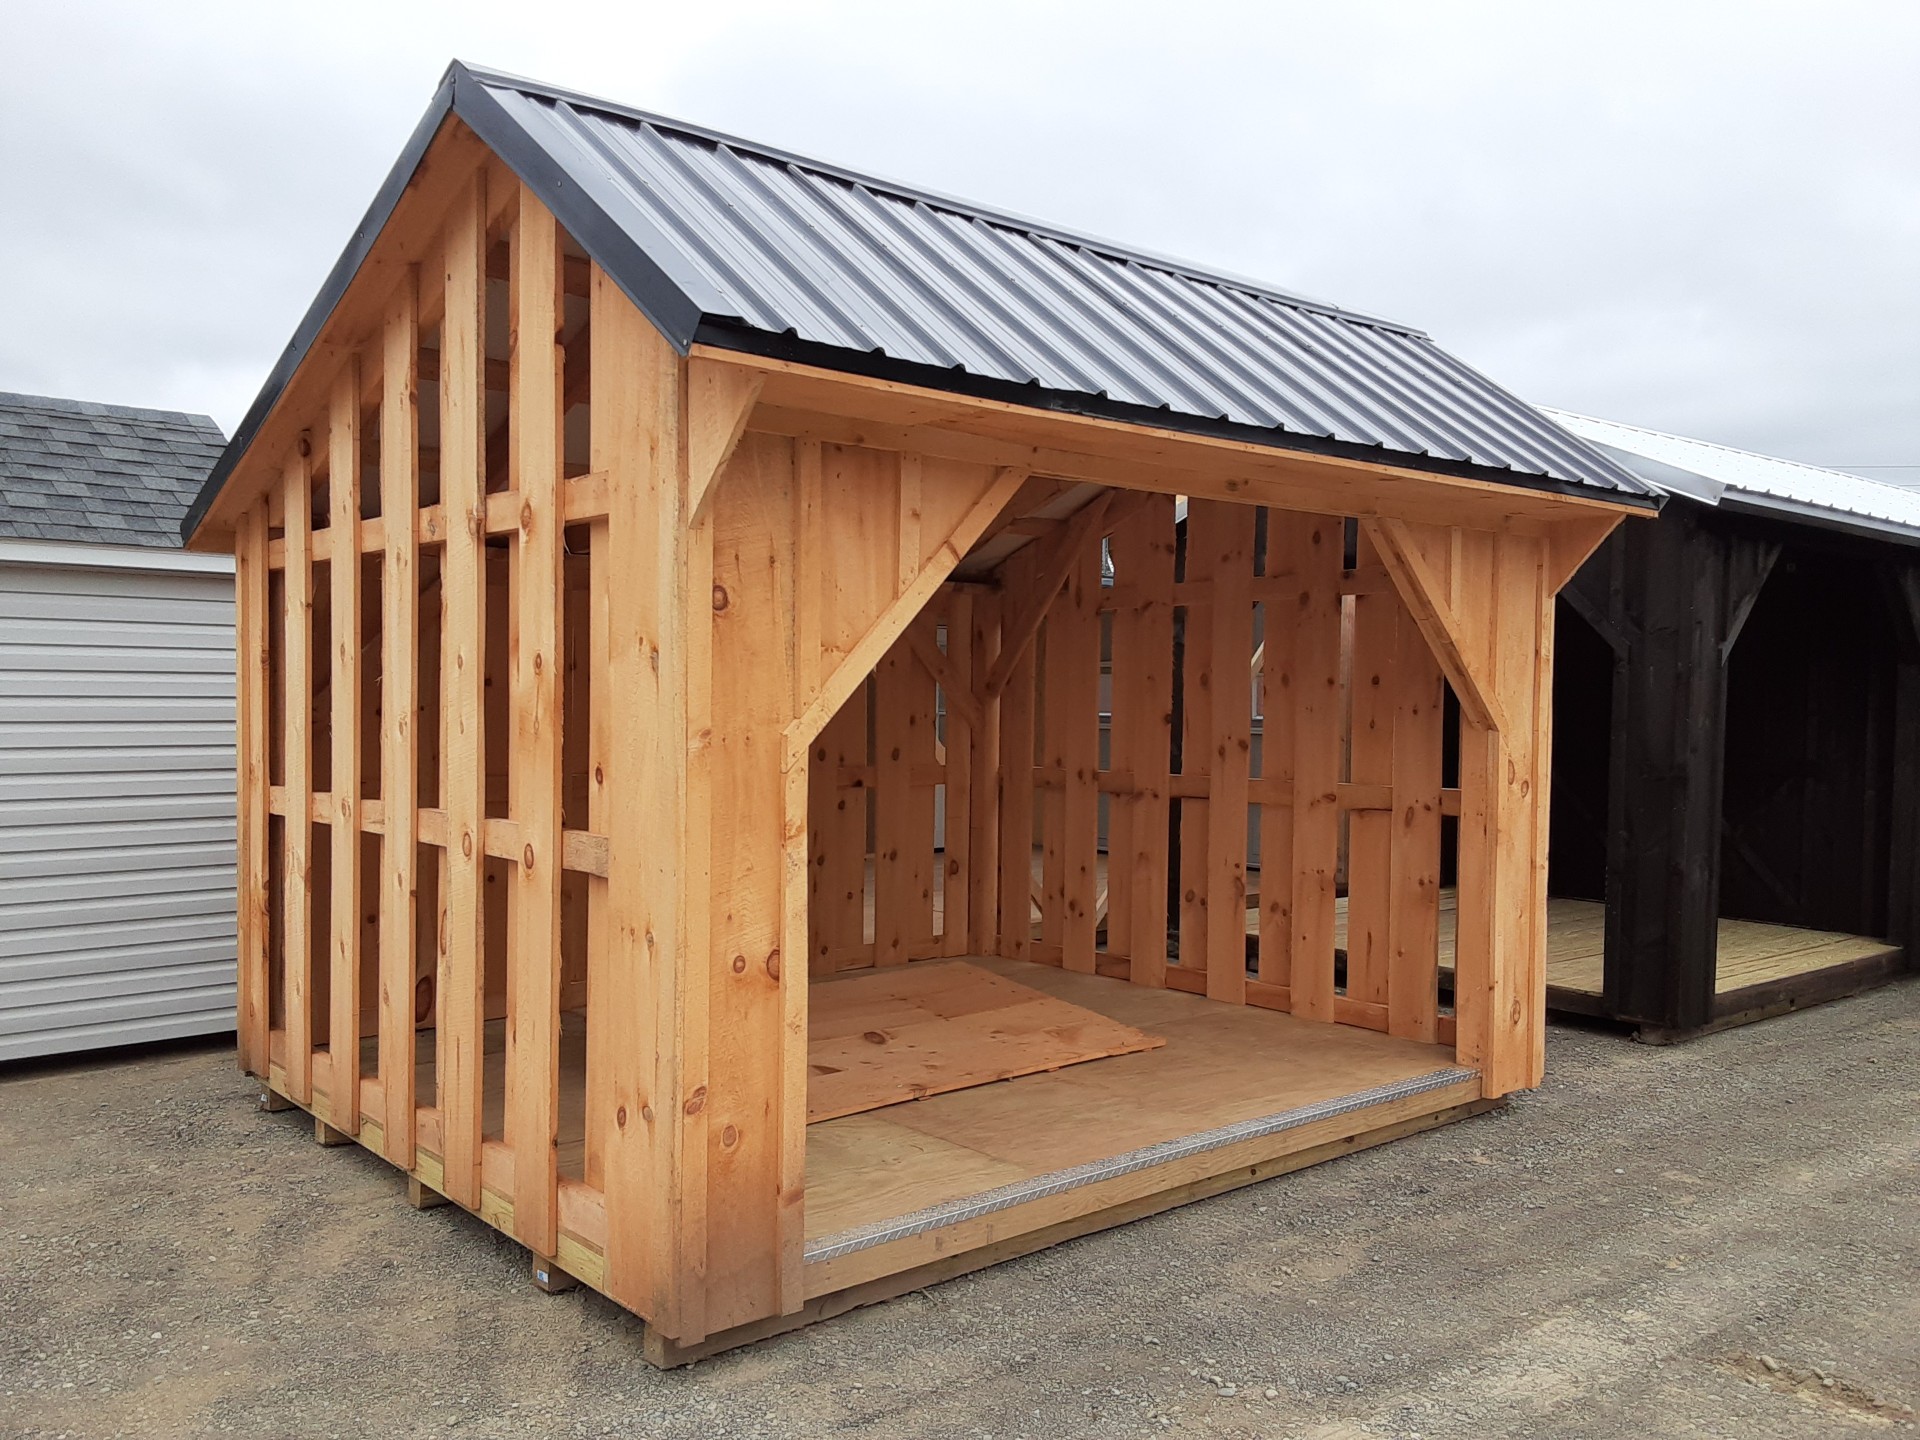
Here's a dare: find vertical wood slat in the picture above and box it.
[379,275,422,1167]
[1387,584,1446,1042]
[279,457,314,1099]
[1450,529,1499,1074]
[1345,531,1397,1010]
[1038,599,1068,960]
[235,503,271,1075]
[872,619,930,964]
[1257,508,1297,988]
[1281,512,1344,1021]
[1175,542,1212,975]
[327,362,364,1128]
[1114,495,1174,987]
[938,591,973,956]
[996,547,1040,962]
[438,169,488,1209]
[810,690,868,972]
[583,516,611,1191]
[1058,540,1101,973]
[1195,501,1253,1003]
[966,592,1003,957]
[508,187,567,1258]
[596,269,700,1334]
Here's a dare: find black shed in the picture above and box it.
[1538,409,1920,1039]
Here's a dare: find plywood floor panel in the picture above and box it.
[806,961,1164,1123]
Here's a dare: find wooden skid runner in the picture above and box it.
[807,960,1164,1123]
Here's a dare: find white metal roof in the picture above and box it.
[1543,408,1920,544]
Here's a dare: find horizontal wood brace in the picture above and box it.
[1102,564,1394,612]
[265,472,610,565]
[264,790,609,878]
[833,761,949,790]
[1022,769,1400,812]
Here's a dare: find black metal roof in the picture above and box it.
[184,62,1654,539]
[1,392,225,548]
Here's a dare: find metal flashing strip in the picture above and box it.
[803,1064,1478,1263]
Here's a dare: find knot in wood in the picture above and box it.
[519,501,534,533]
[532,652,543,675]
[616,1105,628,1129]
[640,1103,654,1123]
[593,765,604,786]
[731,954,747,974]
[522,843,536,871]
[721,1124,739,1149]
[683,1087,707,1116]
[460,830,473,859]
[297,435,312,458]
[711,583,730,613]
[764,949,781,980]
[862,1030,888,1045]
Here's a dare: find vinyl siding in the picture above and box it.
[0,554,236,1061]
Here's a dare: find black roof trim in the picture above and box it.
[694,319,1660,512]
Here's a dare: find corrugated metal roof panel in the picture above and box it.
[470,71,1646,500]
[1544,409,1920,543]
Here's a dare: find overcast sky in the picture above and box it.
[3,0,1916,479]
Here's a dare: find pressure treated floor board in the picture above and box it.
[805,960,1164,1123]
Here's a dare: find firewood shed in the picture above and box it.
[1538,410,1920,1039]
[181,63,1656,1362]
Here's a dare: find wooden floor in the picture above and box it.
[1310,884,1896,1001]
[802,957,1466,1244]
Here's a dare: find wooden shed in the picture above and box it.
[1,392,232,1061]
[181,64,1656,1362]
[1531,410,1920,1040]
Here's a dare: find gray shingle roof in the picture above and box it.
[1,392,226,547]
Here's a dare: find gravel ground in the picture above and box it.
[3,981,1917,1440]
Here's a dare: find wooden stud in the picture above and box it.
[508,186,567,1259]
[235,503,272,1076]
[326,362,364,1130]
[1194,501,1253,1002]
[1111,496,1175,987]
[1056,540,1102,973]
[595,267,702,1338]
[379,273,422,1169]
[583,513,612,1191]
[809,691,869,975]
[1344,531,1396,1011]
[938,592,975,956]
[1278,512,1343,1022]
[873,630,923,966]
[280,454,315,1104]
[996,546,1041,962]
[1386,584,1446,1042]
[966,594,1003,957]
[437,168,488,1211]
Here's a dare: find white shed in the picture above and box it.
[0,392,233,1061]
